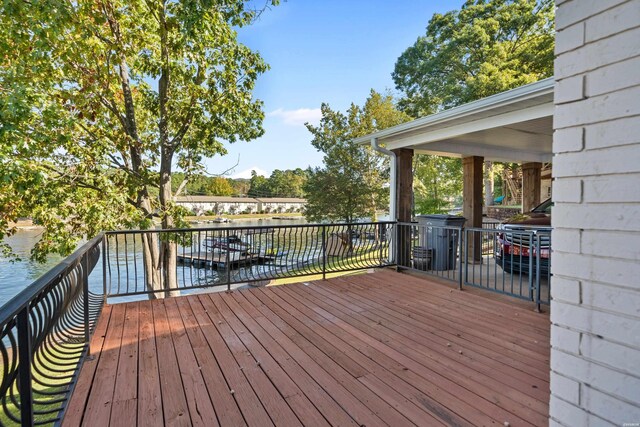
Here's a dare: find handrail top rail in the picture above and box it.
[104,221,396,235]
[397,221,463,228]
[464,226,553,235]
[0,233,104,323]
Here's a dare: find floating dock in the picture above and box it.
[177,252,271,270]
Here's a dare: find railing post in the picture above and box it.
[102,235,107,304]
[17,306,33,426]
[529,233,534,301]
[83,253,91,356]
[535,234,542,313]
[394,223,399,271]
[458,227,463,290]
[226,229,231,292]
[378,223,384,267]
[322,225,327,280]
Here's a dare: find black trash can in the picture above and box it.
[415,215,466,270]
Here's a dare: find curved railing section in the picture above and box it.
[0,235,103,426]
[104,222,395,299]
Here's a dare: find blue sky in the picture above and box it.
[205,1,452,178]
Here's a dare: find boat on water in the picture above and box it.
[203,235,249,253]
[209,217,230,223]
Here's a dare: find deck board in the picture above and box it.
[110,302,140,427]
[294,279,548,425]
[81,303,126,427]
[137,300,163,427]
[324,276,550,380]
[63,304,113,427]
[152,300,191,427]
[64,269,550,426]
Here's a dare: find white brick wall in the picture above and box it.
[552,1,640,425]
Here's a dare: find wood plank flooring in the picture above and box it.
[63,269,550,426]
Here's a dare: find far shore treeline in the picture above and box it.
[169,169,307,199]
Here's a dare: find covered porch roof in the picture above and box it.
[354,77,554,163]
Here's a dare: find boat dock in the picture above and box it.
[177,252,275,270]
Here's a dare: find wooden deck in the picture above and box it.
[63,270,550,427]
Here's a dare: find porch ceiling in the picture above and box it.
[355,77,554,163]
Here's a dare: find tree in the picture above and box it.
[207,177,234,196]
[267,169,307,198]
[230,179,251,196]
[413,155,463,214]
[305,91,411,223]
[247,169,308,198]
[248,170,270,197]
[393,0,554,117]
[0,0,277,295]
[394,0,554,206]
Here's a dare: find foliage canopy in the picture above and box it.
[304,91,411,223]
[393,0,554,117]
[0,0,277,261]
[248,169,307,198]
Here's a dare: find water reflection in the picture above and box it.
[0,228,64,305]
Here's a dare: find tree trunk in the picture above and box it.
[159,161,179,298]
[138,195,163,298]
[484,161,494,207]
[141,232,162,298]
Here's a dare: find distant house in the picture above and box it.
[174,196,307,215]
[256,197,306,213]
[174,196,259,215]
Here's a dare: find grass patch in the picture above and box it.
[0,345,84,426]
[271,269,369,285]
[269,243,390,285]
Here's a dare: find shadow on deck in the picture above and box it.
[63,269,550,427]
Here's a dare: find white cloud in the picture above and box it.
[231,167,270,179]
[267,107,322,126]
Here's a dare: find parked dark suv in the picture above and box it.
[495,198,552,275]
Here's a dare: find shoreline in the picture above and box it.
[184,213,305,223]
[10,215,306,231]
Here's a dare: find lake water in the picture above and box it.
[0,217,309,307]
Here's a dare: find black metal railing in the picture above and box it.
[103,222,394,300]
[0,218,555,426]
[396,222,463,284]
[396,222,551,309]
[481,219,500,255]
[463,226,551,309]
[0,235,103,426]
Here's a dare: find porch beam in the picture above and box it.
[522,162,542,213]
[393,148,413,268]
[463,156,483,262]
[394,148,413,222]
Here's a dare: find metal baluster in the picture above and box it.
[378,223,384,267]
[322,225,327,280]
[133,234,138,294]
[226,228,231,291]
[536,234,542,312]
[124,234,130,295]
[83,254,90,355]
[102,235,107,304]
[115,235,121,295]
[458,227,463,290]
[17,306,33,426]
[529,232,534,301]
